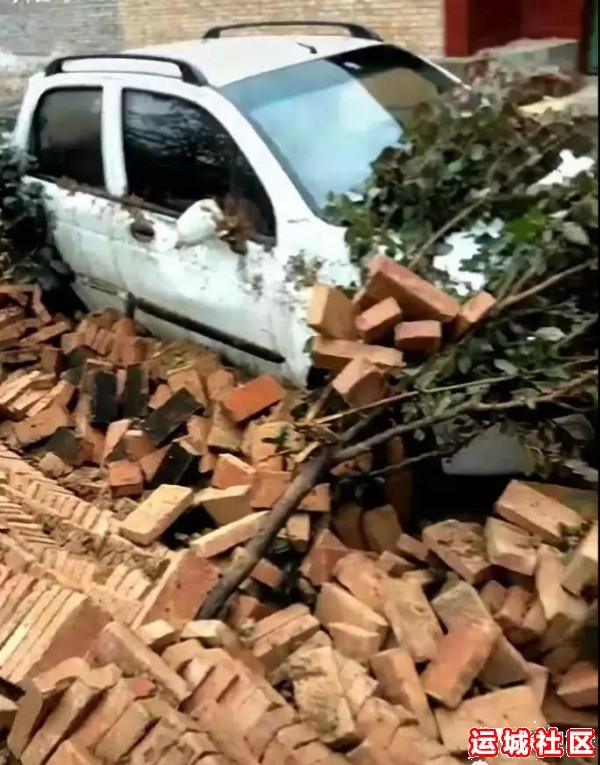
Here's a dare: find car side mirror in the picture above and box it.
[175,199,222,248]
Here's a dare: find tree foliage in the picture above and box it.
[320,81,598,486]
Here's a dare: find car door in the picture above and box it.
[20,83,128,313]
[108,84,287,374]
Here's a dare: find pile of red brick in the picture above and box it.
[0,279,596,764]
[308,255,496,406]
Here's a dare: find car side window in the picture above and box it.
[122,89,275,239]
[29,88,104,189]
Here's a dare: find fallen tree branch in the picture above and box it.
[334,371,597,464]
[496,259,597,311]
[198,370,596,618]
[198,446,335,618]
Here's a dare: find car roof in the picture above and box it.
[126,36,380,87]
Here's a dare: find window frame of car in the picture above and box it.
[26,84,108,194]
[117,84,280,244]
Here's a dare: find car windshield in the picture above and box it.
[221,44,460,215]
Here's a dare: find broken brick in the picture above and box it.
[332,357,387,408]
[212,454,256,489]
[312,337,404,373]
[561,522,598,596]
[222,374,286,423]
[453,291,496,338]
[362,505,402,553]
[434,686,546,753]
[423,519,492,585]
[365,255,460,322]
[316,583,388,642]
[420,622,500,708]
[394,320,442,354]
[494,480,583,544]
[383,577,443,663]
[167,365,207,406]
[370,648,437,737]
[484,516,538,576]
[299,529,350,587]
[88,621,189,706]
[289,646,358,748]
[119,484,194,546]
[556,661,598,709]
[308,283,358,340]
[251,470,291,509]
[107,460,144,498]
[196,485,253,526]
[13,405,70,447]
[355,297,402,343]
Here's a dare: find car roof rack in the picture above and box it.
[203,21,383,41]
[45,54,207,85]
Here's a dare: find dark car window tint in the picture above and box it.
[30,88,104,188]
[122,90,275,238]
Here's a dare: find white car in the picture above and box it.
[12,21,465,387]
[11,23,594,477]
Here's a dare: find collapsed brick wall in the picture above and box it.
[0,0,445,58]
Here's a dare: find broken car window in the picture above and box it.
[29,88,104,188]
[121,90,275,238]
[222,44,459,215]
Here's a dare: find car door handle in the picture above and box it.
[129,220,155,243]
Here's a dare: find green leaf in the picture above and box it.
[493,359,518,375]
[562,221,590,246]
[535,327,565,342]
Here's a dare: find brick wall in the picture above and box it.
[0,0,444,59]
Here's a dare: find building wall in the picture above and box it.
[0,0,445,59]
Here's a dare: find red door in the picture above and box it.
[522,0,585,38]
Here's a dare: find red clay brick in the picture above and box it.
[370,648,437,737]
[107,460,144,498]
[13,405,70,447]
[420,622,500,708]
[196,485,253,526]
[289,646,358,749]
[316,584,388,643]
[383,577,443,663]
[133,552,220,630]
[191,512,268,558]
[365,255,460,322]
[394,320,442,354]
[222,374,285,423]
[355,297,402,343]
[332,357,387,408]
[495,480,583,544]
[87,621,189,706]
[251,470,291,509]
[362,505,402,553]
[21,678,103,765]
[423,519,492,584]
[312,337,404,373]
[299,529,350,587]
[46,740,101,764]
[453,291,496,338]
[212,454,256,489]
[119,484,194,546]
[308,283,358,340]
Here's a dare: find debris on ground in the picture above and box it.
[0,275,596,765]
